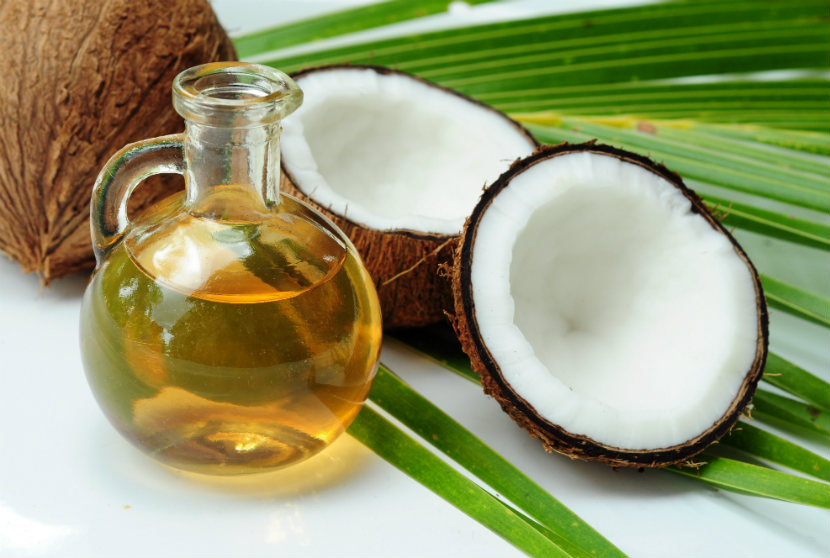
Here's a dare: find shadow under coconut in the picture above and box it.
[0,255,90,300]
[45,269,92,300]
[560,457,699,499]
[484,406,704,502]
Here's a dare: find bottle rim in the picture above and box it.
[173,62,303,126]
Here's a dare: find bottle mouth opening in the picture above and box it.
[173,62,303,126]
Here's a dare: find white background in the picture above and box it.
[1,1,828,557]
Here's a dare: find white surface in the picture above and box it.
[2,1,829,557]
[0,256,827,558]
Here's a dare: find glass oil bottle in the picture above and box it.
[80,63,382,475]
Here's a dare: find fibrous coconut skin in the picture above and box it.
[283,178,459,329]
[280,65,538,328]
[451,142,768,468]
[0,0,235,281]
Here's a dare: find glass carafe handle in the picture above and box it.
[90,134,185,262]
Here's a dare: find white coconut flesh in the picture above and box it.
[470,151,760,450]
[281,67,537,235]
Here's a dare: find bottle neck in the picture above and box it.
[183,120,281,218]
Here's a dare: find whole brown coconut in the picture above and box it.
[0,0,236,281]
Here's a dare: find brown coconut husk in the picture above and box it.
[281,172,456,329]
[450,142,769,467]
[0,0,236,282]
[281,65,539,329]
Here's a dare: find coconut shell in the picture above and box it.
[0,0,236,281]
[451,142,769,468]
[281,65,539,329]
[280,173,457,329]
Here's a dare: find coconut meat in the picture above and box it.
[470,152,759,450]
[281,68,536,235]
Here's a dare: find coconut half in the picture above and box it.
[280,65,538,328]
[452,143,768,467]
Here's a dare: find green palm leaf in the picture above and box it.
[258,0,829,134]
[528,118,829,211]
[753,389,830,436]
[693,124,830,156]
[701,194,829,251]
[348,406,577,558]
[761,275,830,328]
[721,421,830,481]
[368,365,625,558]
[233,0,500,58]
[763,353,830,411]
[667,456,830,509]
[261,2,828,71]
[495,80,829,119]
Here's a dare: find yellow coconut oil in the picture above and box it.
[81,190,382,475]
